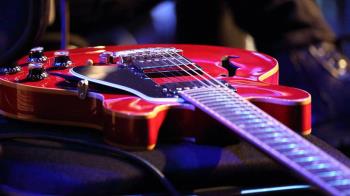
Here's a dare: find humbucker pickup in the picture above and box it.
[114,47,203,77]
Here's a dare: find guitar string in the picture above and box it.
[167,50,230,89]
[163,49,350,191]
[132,49,189,90]
[140,48,272,124]
[164,50,240,104]
[133,47,227,93]
[141,48,350,193]
[119,48,208,97]
[130,48,214,96]
[162,50,237,103]
[163,50,276,125]
[162,50,296,136]
[158,50,350,193]
[141,49,185,86]
[150,49,242,118]
[155,49,195,87]
[160,50,222,90]
[118,48,350,193]
[158,50,211,88]
[161,50,333,162]
[154,49,246,112]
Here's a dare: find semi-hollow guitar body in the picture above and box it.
[0,44,310,149]
[4,44,350,195]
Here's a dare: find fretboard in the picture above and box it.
[179,87,350,195]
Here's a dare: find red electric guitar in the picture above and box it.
[0,44,350,194]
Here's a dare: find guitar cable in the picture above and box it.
[0,133,179,196]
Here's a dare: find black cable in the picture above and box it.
[0,133,179,196]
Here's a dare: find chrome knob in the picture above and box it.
[27,63,48,81]
[0,63,21,75]
[28,47,48,63]
[53,51,72,69]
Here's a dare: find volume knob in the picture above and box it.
[28,47,48,63]
[53,51,72,69]
[27,63,48,81]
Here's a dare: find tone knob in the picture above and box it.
[28,47,48,63]
[53,51,72,69]
[27,63,48,81]
[99,51,113,64]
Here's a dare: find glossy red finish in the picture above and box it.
[0,44,311,149]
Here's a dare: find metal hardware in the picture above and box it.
[27,63,48,81]
[28,47,48,63]
[77,79,89,100]
[53,50,72,69]
[86,59,94,66]
[0,64,21,75]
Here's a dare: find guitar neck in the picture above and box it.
[179,87,350,195]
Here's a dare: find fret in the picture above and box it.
[252,132,288,140]
[190,93,230,99]
[244,122,275,129]
[308,165,336,173]
[305,163,331,170]
[248,127,280,134]
[200,101,238,108]
[318,171,342,178]
[185,89,222,96]
[219,113,254,120]
[255,132,287,139]
[232,110,256,116]
[222,111,257,119]
[270,143,299,150]
[287,151,319,158]
[193,96,238,104]
[283,148,318,159]
[294,156,322,163]
[190,89,236,97]
[179,87,350,195]
[329,179,350,186]
[230,118,266,125]
[265,137,295,145]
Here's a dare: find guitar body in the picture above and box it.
[0,44,311,149]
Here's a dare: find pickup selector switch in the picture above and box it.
[28,47,48,63]
[53,51,72,69]
[27,63,48,81]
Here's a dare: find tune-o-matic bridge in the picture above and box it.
[113,48,203,77]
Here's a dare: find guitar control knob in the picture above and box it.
[27,63,48,81]
[28,47,48,63]
[99,51,113,64]
[53,51,72,69]
[0,63,21,74]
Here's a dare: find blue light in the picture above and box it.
[151,1,176,40]
[241,185,310,194]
